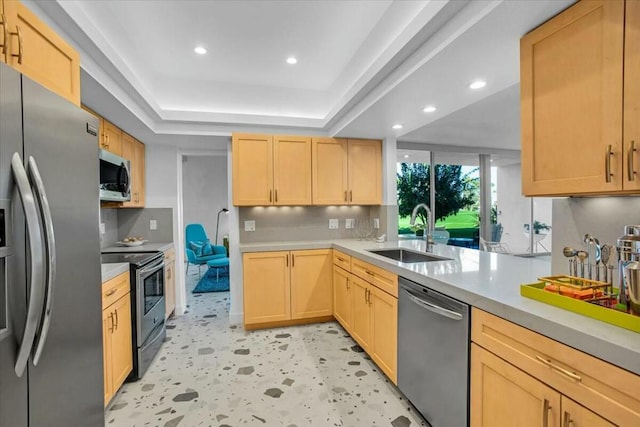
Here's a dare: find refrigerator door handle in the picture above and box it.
[11,153,45,377]
[27,156,56,365]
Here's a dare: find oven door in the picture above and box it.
[136,257,165,345]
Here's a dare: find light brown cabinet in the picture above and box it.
[164,247,176,319]
[312,138,382,205]
[232,134,312,206]
[101,119,122,156]
[102,271,132,406]
[1,1,80,105]
[471,308,640,426]
[120,133,145,208]
[521,0,640,196]
[332,252,397,384]
[242,249,332,327]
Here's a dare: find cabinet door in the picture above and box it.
[623,0,640,191]
[102,119,123,156]
[232,134,273,206]
[110,295,133,393]
[102,309,114,406]
[471,344,561,427]
[561,397,615,427]
[520,0,624,196]
[121,136,145,207]
[370,287,397,384]
[312,137,348,205]
[348,139,381,204]
[349,275,371,352]
[164,259,175,319]
[7,2,81,105]
[134,139,145,206]
[290,249,332,319]
[332,265,352,332]
[273,135,312,205]
[243,251,290,325]
[0,1,13,65]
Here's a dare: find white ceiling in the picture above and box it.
[25,0,575,150]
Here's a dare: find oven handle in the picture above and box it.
[139,258,164,277]
[401,288,463,320]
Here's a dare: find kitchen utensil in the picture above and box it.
[563,247,578,276]
[616,225,640,306]
[600,244,612,284]
[576,250,588,278]
[584,234,601,279]
[622,261,640,314]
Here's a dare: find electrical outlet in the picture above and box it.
[244,220,256,232]
[346,218,355,229]
[329,219,339,229]
[149,220,157,230]
[99,223,105,235]
[373,218,380,229]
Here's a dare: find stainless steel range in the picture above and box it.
[101,252,165,380]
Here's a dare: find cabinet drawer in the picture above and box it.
[164,247,175,262]
[333,250,351,271]
[351,257,397,297]
[471,308,640,425]
[102,272,130,310]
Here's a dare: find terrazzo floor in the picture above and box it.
[105,267,426,427]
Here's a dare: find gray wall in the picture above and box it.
[99,207,173,246]
[551,197,640,285]
[239,206,385,243]
[182,155,229,245]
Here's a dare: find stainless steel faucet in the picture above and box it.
[410,203,434,251]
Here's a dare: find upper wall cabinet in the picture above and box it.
[101,119,123,156]
[1,1,81,105]
[120,133,145,208]
[232,133,312,206]
[520,0,640,196]
[312,138,382,205]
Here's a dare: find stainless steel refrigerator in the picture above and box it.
[0,62,104,426]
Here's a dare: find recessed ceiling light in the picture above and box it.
[469,80,486,90]
[404,154,410,158]
[392,124,403,130]
[423,105,437,113]
[194,46,207,55]
[286,57,298,65]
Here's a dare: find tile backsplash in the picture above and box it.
[551,196,640,285]
[100,208,173,247]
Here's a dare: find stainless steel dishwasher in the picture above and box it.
[398,277,470,427]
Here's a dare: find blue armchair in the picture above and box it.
[185,224,226,276]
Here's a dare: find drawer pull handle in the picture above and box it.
[535,355,582,382]
[563,411,574,427]
[365,269,374,276]
[336,257,345,262]
[629,140,637,181]
[105,289,117,297]
[542,398,551,427]
[605,144,614,183]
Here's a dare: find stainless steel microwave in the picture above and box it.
[99,149,131,202]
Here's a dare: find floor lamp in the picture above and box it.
[215,208,229,245]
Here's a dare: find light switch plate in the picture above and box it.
[99,223,105,235]
[244,220,256,232]
[373,218,380,229]
[149,220,157,230]
[329,219,339,229]
[346,218,355,229]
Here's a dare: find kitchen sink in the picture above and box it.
[367,248,452,263]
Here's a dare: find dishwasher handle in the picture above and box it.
[402,288,463,321]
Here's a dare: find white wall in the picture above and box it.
[182,155,229,244]
[145,144,187,314]
[496,163,553,253]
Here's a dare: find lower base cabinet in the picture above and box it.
[471,308,640,426]
[333,259,397,384]
[102,271,133,406]
[164,247,176,319]
[243,249,332,327]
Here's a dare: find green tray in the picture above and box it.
[520,282,640,333]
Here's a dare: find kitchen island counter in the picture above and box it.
[240,239,640,375]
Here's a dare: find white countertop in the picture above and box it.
[101,262,129,283]
[101,242,174,253]
[240,239,640,375]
